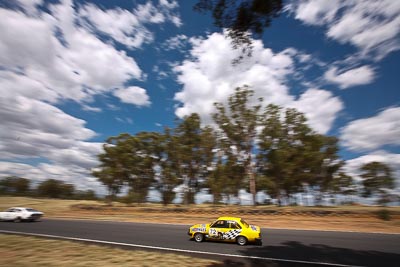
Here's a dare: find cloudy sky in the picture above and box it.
[1,0,399,195]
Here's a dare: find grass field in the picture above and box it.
[0,234,222,267]
[1,196,399,233]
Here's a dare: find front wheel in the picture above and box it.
[13,217,21,223]
[236,236,247,246]
[194,233,204,242]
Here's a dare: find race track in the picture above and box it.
[1,219,399,267]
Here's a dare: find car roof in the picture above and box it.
[217,216,242,221]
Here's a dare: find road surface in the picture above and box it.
[1,219,399,267]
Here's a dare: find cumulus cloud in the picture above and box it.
[174,32,343,134]
[287,0,400,60]
[290,89,343,134]
[343,151,400,188]
[0,96,99,160]
[114,86,151,107]
[0,0,180,191]
[341,107,400,151]
[324,65,376,89]
[0,1,143,104]
[161,34,189,51]
[0,161,107,194]
[79,1,181,48]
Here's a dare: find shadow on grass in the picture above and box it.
[205,241,400,267]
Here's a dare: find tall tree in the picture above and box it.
[175,113,204,205]
[360,161,395,205]
[129,132,159,203]
[0,176,30,195]
[213,86,262,205]
[93,133,155,204]
[257,104,342,205]
[92,134,131,204]
[36,179,75,199]
[194,0,283,62]
[328,172,355,204]
[157,128,181,206]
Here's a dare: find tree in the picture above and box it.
[213,86,262,205]
[157,128,181,206]
[36,179,75,199]
[0,176,30,195]
[194,0,283,62]
[360,161,395,205]
[175,113,205,205]
[328,172,355,205]
[93,133,156,205]
[92,134,131,204]
[257,104,342,205]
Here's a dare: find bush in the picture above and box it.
[376,209,391,221]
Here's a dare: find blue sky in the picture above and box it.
[0,0,399,196]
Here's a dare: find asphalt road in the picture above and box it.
[1,219,399,267]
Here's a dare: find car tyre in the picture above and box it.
[236,236,247,246]
[14,217,21,223]
[194,233,204,242]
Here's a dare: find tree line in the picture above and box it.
[0,176,98,200]
[93,86,396,206]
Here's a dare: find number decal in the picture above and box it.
[209,228,217,236]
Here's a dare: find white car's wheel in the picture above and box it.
[236,236,247,246]
[194,233,204,242]
[13,217,21,223]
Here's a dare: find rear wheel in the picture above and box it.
[236,236,247,246]
[13,217,21,223]
[194,233,204,242]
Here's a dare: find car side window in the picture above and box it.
[229,221,241,229]
[211,220,227,228]
[6,208,14,212]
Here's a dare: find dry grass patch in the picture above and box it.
[1,196,399,233]
[0,234,220,267]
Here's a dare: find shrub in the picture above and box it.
[376,209,391,221]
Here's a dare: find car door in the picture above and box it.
[208,220,229,240]
[223,221,243,240]
[2,208,15,220]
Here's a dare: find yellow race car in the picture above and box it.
[188,216,262,246]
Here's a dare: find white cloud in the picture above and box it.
[15,0,43,15]
[324,65,376,89]
[341,107,400,151]
[0,0,180,192]
[343,151,400,187]
[174,32,343,134]
[288,0,400,59]
[0,1,143,104]
[78,1,180,49]
[290,89,344,134]
[0,96,97,159]
[0,161,107,194]
[161,34,188,51]
[114,86,151,107]
[290,0,341,25]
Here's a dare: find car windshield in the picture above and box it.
[240,219,249,228]
[26,208,39,212]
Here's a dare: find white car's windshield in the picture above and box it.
[26,208,39,212]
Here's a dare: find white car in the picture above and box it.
[0,207,44,222]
